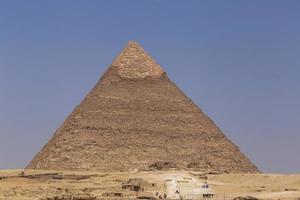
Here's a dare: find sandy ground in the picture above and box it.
[0,169,300,200]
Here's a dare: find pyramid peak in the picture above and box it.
[127,40,140,46]
[111,41,165,79]
[126,40,147,50]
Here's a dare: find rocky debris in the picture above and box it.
[55,174,93,180]
[24,173,60,180]
[284,188,298,191]
[25,173,92,181]
[41,195,96,200]
[102,192,123,197]
[207,171,223,175]
[26,41,259,173]
[149,162,177,170]
[187,160,211,169]
[137,196,157,200]
[233,196,259,200]
[189,173,208,180]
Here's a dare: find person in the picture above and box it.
[20,171,25,177]
[202,182,209,188]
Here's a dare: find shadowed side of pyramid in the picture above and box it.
[26,41,259,173]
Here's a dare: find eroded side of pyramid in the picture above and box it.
[27,41,259,173]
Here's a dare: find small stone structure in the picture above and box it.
[122,178,155,192]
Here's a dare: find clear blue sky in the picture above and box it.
[1,1,299,173]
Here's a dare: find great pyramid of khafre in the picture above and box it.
[27,41,258,173]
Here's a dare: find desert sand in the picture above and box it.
[1,169,299,200]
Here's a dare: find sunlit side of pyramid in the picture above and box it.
[27,41,258,173]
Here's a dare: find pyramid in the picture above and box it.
[27,41,258,173]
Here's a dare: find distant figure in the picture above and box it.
[163,193,167,199]
[202,182,209,188]
[20,171,25,177]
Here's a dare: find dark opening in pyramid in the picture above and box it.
[27,41,258,173]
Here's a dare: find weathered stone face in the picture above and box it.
[27,41,259,173]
